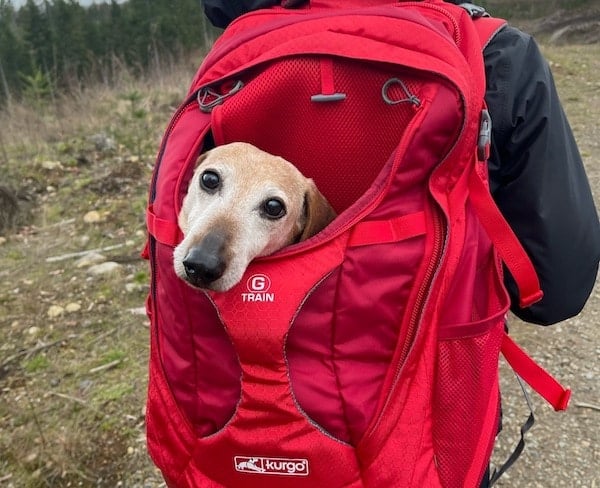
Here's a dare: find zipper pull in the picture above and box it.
[198,80,244,113]
[311,58,347,103]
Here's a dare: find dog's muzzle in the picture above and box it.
[182,232,227,288]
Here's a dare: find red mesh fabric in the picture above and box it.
[434,322,504,487]
[214,56,423,212]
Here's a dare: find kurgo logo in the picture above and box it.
[241,274,275,302]
[234,456,309,476]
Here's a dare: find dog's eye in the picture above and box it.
[200,170,220,192]
[262,198,286,219]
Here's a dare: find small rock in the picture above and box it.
[79,379,93,392]
[125,283,145,293]
[0,236,6,246]
[89,133,116,152]
[41,161,63,170]
[128,307,147,315]
[83,211,102,223]
[76,252,107,268]
[27,326,41,336]
[87,261,122,276]
[47,305,65,318]
[65,302,81,313]
[25,452,38,464]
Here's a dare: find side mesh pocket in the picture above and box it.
[434,315,505,487]
[433,206,510,487]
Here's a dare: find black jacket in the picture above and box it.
[483,25,599,324]
[201,1,600,325]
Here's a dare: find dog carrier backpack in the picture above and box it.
[143,1,571,486]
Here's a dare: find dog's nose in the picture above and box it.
[183,247,225,285]
[182,235,226,286]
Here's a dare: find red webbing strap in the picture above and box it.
[347,211,427,247]
[148,207,426,249]
[319,58,336,95]
[146,205,182,247]
[468,167,543,308]
[469,13,541,308]
[501,332,571,411]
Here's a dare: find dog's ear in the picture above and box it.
[194,151,208,168]
[298,180,336,241]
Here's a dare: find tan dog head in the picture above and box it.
[173,142,336,291]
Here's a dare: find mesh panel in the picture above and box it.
[217,56,423,212]
[434,323,504,487]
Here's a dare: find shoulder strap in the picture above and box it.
[458,2,507,49]
[472,15,507,49]
[468,164,544,308]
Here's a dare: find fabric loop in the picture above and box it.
[147,205,182,247]
[348,211,427,247]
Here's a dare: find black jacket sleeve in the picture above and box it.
[484,25,600,325]
[202,0,278,28]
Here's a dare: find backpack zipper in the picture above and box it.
[197,4,461,86]
[365,199,447,439]
[148,92,203,344]
[149,92,199,202]
[399,204,446,376]
[400,1,461,45]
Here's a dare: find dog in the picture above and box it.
[173,142,336,292]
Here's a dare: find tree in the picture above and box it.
[0,1,26,105]
[17,0,54,80]
[1,0,221,104]
[47,0,90,88]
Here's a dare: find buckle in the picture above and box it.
[459,2,490,18]
[477,109,492,161]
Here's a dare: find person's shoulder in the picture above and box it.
[483,21,548,77]
[485,22,540,59]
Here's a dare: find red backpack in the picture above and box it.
[143,1,571,486]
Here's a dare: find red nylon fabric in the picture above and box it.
[144,2,566,487]
[501,334,571,411]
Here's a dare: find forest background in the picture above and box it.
[0,0,218,107]
[0,0,596,107]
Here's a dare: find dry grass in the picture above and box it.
[0,59,199,488]
[0,42,598,487]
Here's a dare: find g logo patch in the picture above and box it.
[242,274,275,303]
[247,274,271,293]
